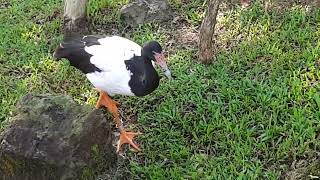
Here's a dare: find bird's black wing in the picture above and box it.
[53,35,106,74]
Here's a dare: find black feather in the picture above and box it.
[53,35,105,74]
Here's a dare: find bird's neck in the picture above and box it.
[127,57,159,97]
[142,58,159,85]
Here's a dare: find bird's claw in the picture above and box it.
[117,131,142,153]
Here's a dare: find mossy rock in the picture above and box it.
[0,94,119,180]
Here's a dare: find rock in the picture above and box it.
[120,0,173,25]
[0,94,120,180]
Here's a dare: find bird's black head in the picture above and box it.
[141,41,172,79]
[141,41,163,61]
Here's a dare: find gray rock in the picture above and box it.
[0,94,119,180]
[120,0,173,25]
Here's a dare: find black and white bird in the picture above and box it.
[54,35,171,152]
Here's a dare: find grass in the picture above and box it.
[1,0,320,179]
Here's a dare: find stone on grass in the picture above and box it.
[120,0,173,25]
[0,94,119,180]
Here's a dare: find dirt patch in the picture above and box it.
[0,1,10,9]
[181,102,197,115]
[32,9,61,25]
[175,26,199,49]
[282,157,320,180]
[47,10,61,22]
[262,0,320,14]
[0,64,33,79]
[88,7,122,35]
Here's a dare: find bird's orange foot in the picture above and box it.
[117,131,142,153]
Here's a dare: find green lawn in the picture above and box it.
[1,0,320,179]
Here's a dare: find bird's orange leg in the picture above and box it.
[96,90,141,153]
[95,88,120,107]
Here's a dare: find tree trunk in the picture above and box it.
[198,0,221,64]
[63,0,89,39]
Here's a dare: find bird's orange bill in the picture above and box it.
[117,131,142,153]
[95,90,142,153]
[154,52,172,79]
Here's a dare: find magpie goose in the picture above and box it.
[54,35,171,152]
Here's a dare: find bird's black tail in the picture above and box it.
[53,35,104,60]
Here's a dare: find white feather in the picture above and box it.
[84,36,142,96]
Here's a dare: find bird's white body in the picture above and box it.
[84,36,142,96]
